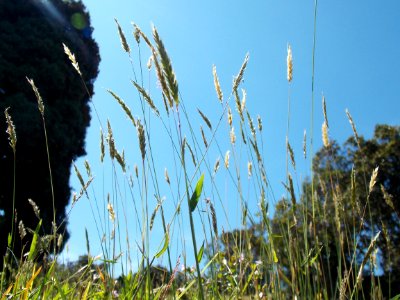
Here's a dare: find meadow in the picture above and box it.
[1,6,400,300]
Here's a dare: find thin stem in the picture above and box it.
[41,116,56,255]
[177,108,205,300]
[310,0,318,221]
[10,151,16,250]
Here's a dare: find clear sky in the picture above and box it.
[63,0,400,271]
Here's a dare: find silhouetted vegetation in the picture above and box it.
[0,0,100,259]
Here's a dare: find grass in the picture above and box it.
[1,8,399,300]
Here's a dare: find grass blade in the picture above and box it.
[189,174,205,213]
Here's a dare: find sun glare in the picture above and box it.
[32,0,92,38]
[35,0,65,25]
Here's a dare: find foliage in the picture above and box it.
[0,0,100,258]
[0,4,399,298]
[212,125,400,298]
[270,124,400,298]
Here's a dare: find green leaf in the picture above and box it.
[189,174,205,213]
[153,285,163,300]
[272,249,278,263]
[309,246,323,265]
[29,219,42,261]
[197,242,205,263]
[82,281,91,300]
[155,231,169,258]
[271,234,283,239]
[301,246,323,267]
[100,259,118,264]
[7,233,11,247]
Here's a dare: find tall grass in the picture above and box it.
[1,9,397,300]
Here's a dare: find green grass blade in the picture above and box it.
[155,231,169,258]
[28,219,42,261]
[189,174,204,213]
[197,241,205,263]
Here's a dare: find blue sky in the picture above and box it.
[62,1,400,270]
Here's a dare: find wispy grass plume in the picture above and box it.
[63,43,82,76]
[232,53,249,92]
[114,18,131,54]
[213,65,223,103]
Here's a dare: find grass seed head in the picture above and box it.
[115,149,126,173]
[28,199,40,219]
[214,157,220,174]
[63,43,82,76]
[287,44,293,82]
[322,121,329,148]
[131,81,160,117]
[198,109,212,130]
[136,120,146,161]
[288,173,296,207]
[133,25,140,44]
[227,107,233,127]
[206,198,218,240]
[224,150,230,169]
[84,160,92,177]
[107,120,116,159]
[346,109,361,149]
[150,202,162,231]
[57,234,63,249]
[369,166,379,194]
[18,220,26,240]
[100,129,105,163]
[339,271,348,300]
[212,65,223,103]
[232,52,249,92]
[247,111,256,138]
[230,126,236,145]
[147,55,153,70]
[27,78,44,115]
[164,168,170,185]
[200,126,208,148]
[114,19,131,54]
[381,184,396,214]
[234,90,244,122]
[52,221,57,236]
[322,95,329,128]
[4,107,17,152]
[257,115,262,132]
[241,88,247,112]
[186,141,197,166]
[181,137,186,160]
[356,231,381,287]
[107,202,115,222]
[287,139,296,169]
[240,123,247,144]
[73,163,85,190]
[153,25,179,106]
[108,89,137,126]
[248,161,253,177]
[134,164,139,178]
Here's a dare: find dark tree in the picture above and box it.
[0,0,100,257]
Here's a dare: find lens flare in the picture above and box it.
[71,13,87,30]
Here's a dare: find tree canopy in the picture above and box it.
[213,124,400,298]
[0,0,100,258]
